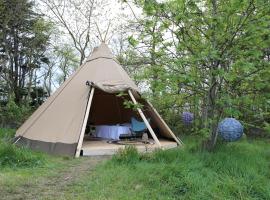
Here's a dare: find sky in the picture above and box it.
[35,0,144,91]
[37,0,142,54]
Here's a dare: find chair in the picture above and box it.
[130,117,150,138]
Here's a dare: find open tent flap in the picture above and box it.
[86,87,177,141]
[94,81,132,94]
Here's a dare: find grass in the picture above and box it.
[0,142,46,168]
[0,128,46,168]
[64,137,270,200]
[0,128,16,143]
[0,128,50,187]
[0,128,83,199]
[0,128,269,199]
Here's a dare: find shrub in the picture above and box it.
[0,98,32,128]
[0,143,46,168]
[0,128,16,143]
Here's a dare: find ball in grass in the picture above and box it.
[218,118,244,142]
[182,112,194,125]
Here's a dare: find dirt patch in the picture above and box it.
[2,156,109,200]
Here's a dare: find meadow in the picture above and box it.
[0,128,269,200]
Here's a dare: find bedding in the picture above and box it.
[95,124,131,140]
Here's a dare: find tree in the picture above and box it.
[0,0,52,104]
[54,44,79,85]
[127,0,270,148]
[41,0,100,65]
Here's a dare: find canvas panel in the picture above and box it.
[87,43,114,61]
[16,137,77,156]
[138,99,181,144]
[16,44,140,144]
[143,104,173,138]
[15,62,88,138]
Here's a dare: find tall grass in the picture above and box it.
[0,143,46,168]
[68,138,270,200]
[0,128,46,168]
[111,145,140,164]
[0,128,16,143]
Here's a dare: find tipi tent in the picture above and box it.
[15,43,182,157]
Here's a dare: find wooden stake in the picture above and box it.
[75,87,95,157]
[147,101,183,146]
[128,90,161,148]
[13,136,21,144]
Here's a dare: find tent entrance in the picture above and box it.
[77,88,177,156]
[87,89,139,126]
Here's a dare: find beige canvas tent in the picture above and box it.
[15,43,182,156]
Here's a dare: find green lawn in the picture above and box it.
[1,128,270,200]
[65,137,270,200]
[0,128,84,199]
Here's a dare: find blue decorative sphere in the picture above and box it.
[218,118,243,142]
[182,112,194,125]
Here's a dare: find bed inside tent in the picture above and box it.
[80,87,179,156]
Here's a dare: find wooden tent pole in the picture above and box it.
[95,22,103,42]
[103,21,111,42]
[128,90,161,148]
[147,101,183,146]
[75,87,95,157]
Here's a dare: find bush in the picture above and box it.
[0,128,16,143]
[0,143,46,168]
[0,98,32,128]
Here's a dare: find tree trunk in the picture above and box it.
[204,0,220,150]
[27,69,34,103]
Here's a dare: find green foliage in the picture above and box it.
[0,97,32,128]
[123,100,143,110]
[30,86,48,106]
[0,128,16,143]
[125,0,270,146]
[127,36,139,47]
[116,92,143,110]
[0,143,46,168]
[54,44,80,84]
[66,138,270,199]
[112,146,140,165]
[6,100,25,121]
[263,122,270,134]
[0,128,46,168]
[0,0,53,104]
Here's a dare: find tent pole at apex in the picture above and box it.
[128,90,161,148]
[75,86,95,157]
